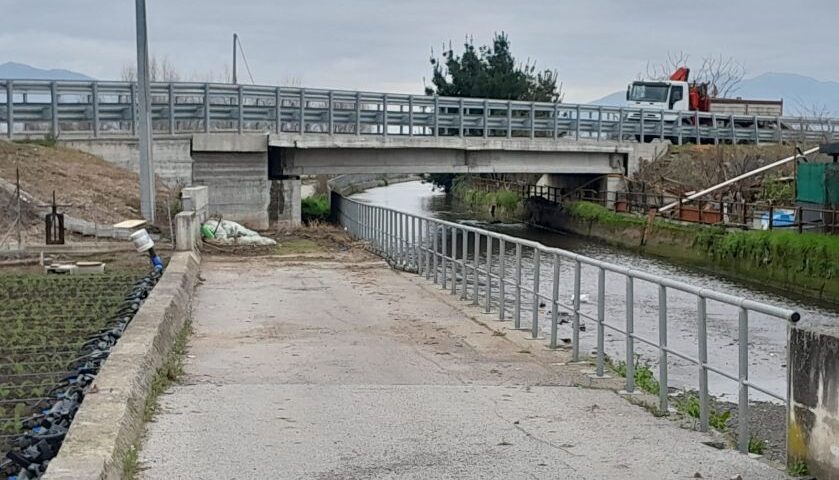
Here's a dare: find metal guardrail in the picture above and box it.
[333,193,800,454]
[0,79,837,145]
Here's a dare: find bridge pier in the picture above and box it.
[191,134,301,229]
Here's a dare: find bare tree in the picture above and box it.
[644,51,745,98]
[121,56,181,82]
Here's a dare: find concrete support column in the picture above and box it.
[277,177,302,227]
[605,174,625,210]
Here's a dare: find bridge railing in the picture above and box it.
[0,79,836,144]
[333,193,800,454]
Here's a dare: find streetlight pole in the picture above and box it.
[135,0,155,222]
[232,33,238,84]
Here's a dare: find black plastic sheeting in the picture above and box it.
[1,270,161,480]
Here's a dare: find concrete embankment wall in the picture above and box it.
[328,173,422,197]
[788,327,839,479]
[59,137,193,185]
[43,252,201,480]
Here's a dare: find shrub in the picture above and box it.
[301,193,330,223]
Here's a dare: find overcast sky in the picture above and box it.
[2,0,838,102]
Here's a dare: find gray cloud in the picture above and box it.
[2,0,837,102]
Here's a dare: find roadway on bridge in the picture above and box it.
[138,252,788,479]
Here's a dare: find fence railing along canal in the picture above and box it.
[333,193,801,455]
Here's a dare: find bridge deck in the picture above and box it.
[138,254,787,479]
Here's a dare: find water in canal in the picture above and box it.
[351,181,839,403]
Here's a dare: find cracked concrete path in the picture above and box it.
[139,257,788,480]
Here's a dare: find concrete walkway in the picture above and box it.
[139,256,788,480]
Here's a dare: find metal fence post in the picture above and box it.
[237,85,244,134]
[596,267,606,376]
[458,98,464,137]
[50,82,59,138]
[434,96,439,136]
[275,87,283,134]
[92,82,100,138]
[5,80,13,139]
[753,115,759,145]
[441,224,447,288]
[451,227,458,295]
[408,95,414,137]
[355,91,362,135]
[529,102,536,139]
[461,229,469,300]
[639,108,645,143]
[472,232,480,305]
[738,307,750,453]
[382,93,388,137]
[596,105,603,140]
[168,83,175,135]
[398,211,405,264]
[498,239,506,320]
[572,260,581,361]
[506,102,512,138]
[483,99,489,138]
[698,296,710,432]
[659,109,665,141]
[531,249,541,339]
[549,253,560,349]
[553,103,559,139]
[131,83,138,136]
[416,217,423,275]
[618,107,624,142]
[432,222,439,284]
[484,236,492,313]
[412,216,419,270]
[299,89,305,134]
[513,243,522,329]
[328,90,334,135]
[658,285,669,413]
[625,277,635,393]
[575,104,581,140]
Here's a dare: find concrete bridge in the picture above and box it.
[2,79,837,227]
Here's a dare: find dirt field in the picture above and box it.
[0,140,171,234]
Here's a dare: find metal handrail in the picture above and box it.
[1,79,836,144]
[332,193,800,455]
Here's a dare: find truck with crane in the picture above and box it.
[625,67,783,142]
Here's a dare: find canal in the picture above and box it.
[351,180,838,402]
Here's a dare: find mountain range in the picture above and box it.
[0,62,95,81]
[589,72,839,117]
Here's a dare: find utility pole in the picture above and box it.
[135,0,156,222]
[232,33,238,84]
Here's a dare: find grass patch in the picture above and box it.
[608,356,661,396]
[143,321,191,421]
[301,193,329,224]
[695,229,839,281]
[123,443,141,479]
[787,459,810,476]
[275,237,322,255]
[748,436,766,455]
[566,201,645,227]
[672,391,731,432]
[124,320,191,478]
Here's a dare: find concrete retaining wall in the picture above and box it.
[59,137,193,185]
[788,326,839,479]
[43,251,201,480]
[328,173,422,197]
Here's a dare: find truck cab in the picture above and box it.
[626,80,689,113]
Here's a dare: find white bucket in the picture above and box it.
[130,229,155,252]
